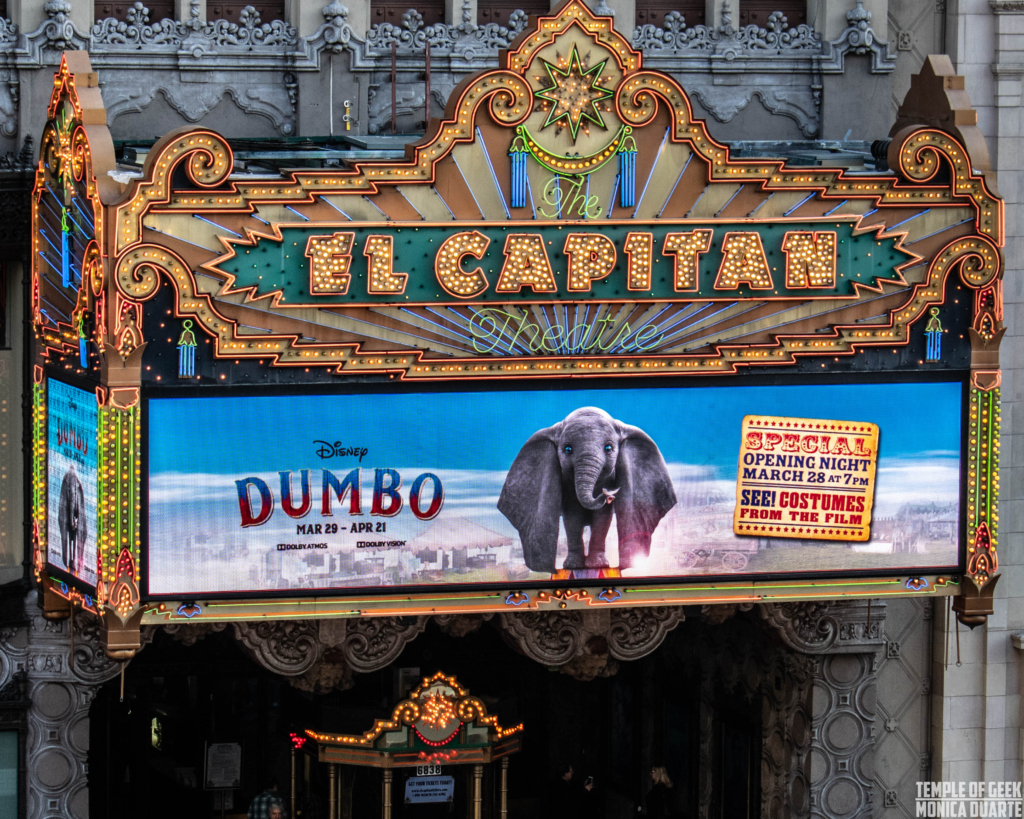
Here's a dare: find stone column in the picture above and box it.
[448,0,476,30]
[7,0,47,31]
[177,0,205,22]
[0,601,123,819]
[761,600,887,819]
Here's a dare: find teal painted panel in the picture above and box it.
[214,220,912,306]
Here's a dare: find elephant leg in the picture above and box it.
[563,512,587,570]
[586,508,613,568]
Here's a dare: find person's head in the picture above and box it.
[652,766,673,787]
[265,777,279,793]
[558,762,573,781]
[268,803,283,819]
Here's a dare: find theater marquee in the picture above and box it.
[29,2,1004,653]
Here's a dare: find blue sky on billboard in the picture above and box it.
[150,381,959,473]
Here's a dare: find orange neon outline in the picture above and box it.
[495,234,559,293]
[32,55,109,361]
[782,230,838,289]
[84,1,1002,388]
[663,229,713,293]
[306,231,354,296]
[434,230,491,299]
[114,220,947,379]
[713,231,774,291]
[303,671,522,747]
[201,215,902,309]
[563,232,617,292]
[623,231,653,291]
[364,235,409,295]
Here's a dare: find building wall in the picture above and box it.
[0,0,1019,814]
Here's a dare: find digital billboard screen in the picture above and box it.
[145,380,963,597]
[47,378,98,587]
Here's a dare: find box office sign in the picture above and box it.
[734,416,880,542]
[145,380,961,597]
[405,776,455,804]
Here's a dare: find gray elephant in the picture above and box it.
[58,466,87,575]
[498,407,677,573]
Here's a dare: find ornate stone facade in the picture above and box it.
[0,599,891,818]
[761,600,887,819]
[0,0,896,151]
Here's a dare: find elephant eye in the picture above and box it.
[564,445,572,455]
[604,444,613,453]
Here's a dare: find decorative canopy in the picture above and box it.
[304,672,523,767]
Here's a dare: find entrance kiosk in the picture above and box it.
[303,672,523,819]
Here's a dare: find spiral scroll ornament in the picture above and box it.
[891,129,1003,243]
[115,131,234,252]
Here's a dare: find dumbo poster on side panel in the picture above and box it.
[47,379,99,587]
[145,380,962,597]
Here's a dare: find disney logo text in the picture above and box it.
[314,442,369,461]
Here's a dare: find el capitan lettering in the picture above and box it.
[214,220,912,308]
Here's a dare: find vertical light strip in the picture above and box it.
[31,380,47,580]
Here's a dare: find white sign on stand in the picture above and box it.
[405,775,455,804]
[204,742,242,789]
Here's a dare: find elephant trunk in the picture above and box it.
[574,463,610,511]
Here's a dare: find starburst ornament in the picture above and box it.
[537,45,613,141]
[421,691,457,731]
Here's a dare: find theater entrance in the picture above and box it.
[88,610,795,819]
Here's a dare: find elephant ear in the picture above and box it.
[76,479,87,547]
[498,426,562,573]
[614,423,677,569]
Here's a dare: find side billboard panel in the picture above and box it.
[47,379,98,586]
[145,380,962,596]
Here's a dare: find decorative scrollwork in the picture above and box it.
[607,606,686,661]
[38,0,86,50]
[364,8,527,52]
[487,75,533,126]
[760,600,885,654]
[499,607,685,672]
[633,8,819,54]
[70,613,123,685]
[91,3,180,46]
[233,621,321,676]
[929,236,1001,291]
[339,616,428,673]
[394,699,421,723]
[115,130,233,250]
[760,602,836,652]
[206,6,298,47]
[91,2,296,48]
[890,129,1003,241]
[498,610,588,666]
[0,17,16,43]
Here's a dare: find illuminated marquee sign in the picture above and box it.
[212,221,910,305]
[145,381,960,598]
[29,0,1005,641]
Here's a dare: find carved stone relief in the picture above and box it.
[0,596,895,818]
[761,599,885,654]
[0,602,122,819]
[874,597,933,818]
[759,599,887,819]
[498,606,686,680]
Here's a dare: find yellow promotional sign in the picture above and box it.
[733,416,880,542]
